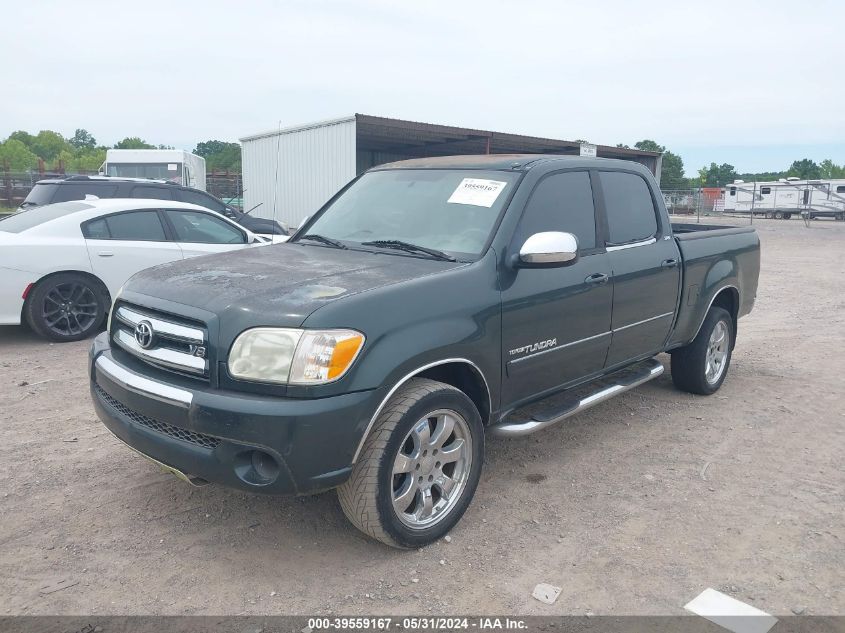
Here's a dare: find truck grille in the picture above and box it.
[111,303,209,380]
[95,384,221,450]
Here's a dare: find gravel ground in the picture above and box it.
[0,216,842,617]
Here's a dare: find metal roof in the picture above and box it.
[353,114,660,160]
[372,154,645,172]
[240,113,661,162]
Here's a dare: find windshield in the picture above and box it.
[297,169,519,258]
[0,201,93,233]
[107,162,182,182]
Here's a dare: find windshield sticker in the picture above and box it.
[447,178,507,208]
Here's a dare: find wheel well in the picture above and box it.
[417,361,491,425]
[22,270,111,320]
[711,286,739,348]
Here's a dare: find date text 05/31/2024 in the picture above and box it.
[306,617,528,630]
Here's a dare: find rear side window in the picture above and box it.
[131,185,172,200]
[164,209,245,244]
[21,183,59,206]
[760,187,771,195]
[83,210,167,241]
[52,183,119,203]
[514,171,596,250]
[174,189,225,212]
[600,171,659,244]
[837,185,845,193]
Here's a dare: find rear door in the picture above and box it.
[501,170,613,406]
[82,209,183,297]
[598,170,681,367]
[162,208,249,258]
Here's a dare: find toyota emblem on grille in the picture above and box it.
[134,320,155,349]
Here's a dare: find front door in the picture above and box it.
[501,170,613,407]
[598,170,680,367]
[162,208,249,258]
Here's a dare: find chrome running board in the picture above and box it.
[490,358,664,437]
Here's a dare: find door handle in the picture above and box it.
[661,258,678,268]
[97,251,114,257]
[585,272,609,285]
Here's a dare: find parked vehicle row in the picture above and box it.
[87,155,760,547]
[19,175,289,236]
[0,199,281,342]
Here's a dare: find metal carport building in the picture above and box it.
[240,114,662,228]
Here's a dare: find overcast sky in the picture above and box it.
[2,0,842,176]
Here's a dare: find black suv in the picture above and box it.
[18,176,288,235]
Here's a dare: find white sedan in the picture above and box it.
[0,198,280,342]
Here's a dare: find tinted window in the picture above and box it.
[82,218,110,239]
[514,171,596,250]
[175,189,225,212]
[600,171,659,244]
[0,202,94,233]
[21,183,58,206]
[761,187,771,195]
[104,211,166,241]
[52,183,118,203]
[165,210,245,244]
[131,185,172,200]
[837,186,845,193]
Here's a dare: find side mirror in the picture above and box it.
[513,231,579,268]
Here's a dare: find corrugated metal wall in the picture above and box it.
[241,118,357,228]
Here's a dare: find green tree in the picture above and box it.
[7,130,35,148]
[114,137,155,149]
[632,140,686,189]
[698,162,739,187]
[70,128,97,150]
[787,159,821,180]
[57,147,106,172]
[819,159,845,179]
[615,143,630,149]
[31,130,69,161]
[0,139,38,170]
[194,140,241,171]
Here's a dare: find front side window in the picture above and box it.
[299,169,520,258]
[600,171,659,245]
[84,210,167,241]
[514,171,596,250]
[165,209,245,244]
[175,189,225,212]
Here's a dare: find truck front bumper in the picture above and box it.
[89,333,377,495]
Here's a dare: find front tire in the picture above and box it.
[24,273,108,342]
[670,307,734,395]
[338,378,484,548]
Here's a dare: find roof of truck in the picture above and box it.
[372,154,650,173]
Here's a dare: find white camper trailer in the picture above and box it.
[724,177,845,220]
[102,149,206,190]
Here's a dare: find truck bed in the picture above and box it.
[667,223,760,349]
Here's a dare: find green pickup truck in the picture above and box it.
[89,155,760,547]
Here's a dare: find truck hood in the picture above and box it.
[122,242,464,327]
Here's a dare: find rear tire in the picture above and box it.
[338,378,484,548]
[24,273,108,342]
[670,307,734,395]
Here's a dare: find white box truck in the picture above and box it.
[102,149,206,190]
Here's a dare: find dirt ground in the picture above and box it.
[1,216,843,617]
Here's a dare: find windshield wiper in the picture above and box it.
[360,240,456,262]
[298,234,347,249]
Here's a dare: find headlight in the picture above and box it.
[228,328,364,385]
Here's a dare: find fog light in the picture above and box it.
[250,450,280,482]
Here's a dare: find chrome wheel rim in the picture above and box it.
[391,409,472,530]
[705,320,729,384]
[42,282,99,337]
